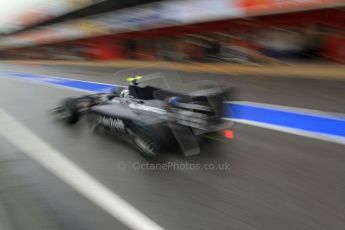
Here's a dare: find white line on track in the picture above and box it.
[228,101,345,120]
[0,107,165,230]
[230,118,345,145]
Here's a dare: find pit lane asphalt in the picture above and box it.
[0,64,344,230]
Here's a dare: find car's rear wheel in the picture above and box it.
[133,135,159,160]
[130,125,160,160]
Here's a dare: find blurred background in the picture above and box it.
[0,0,344,64]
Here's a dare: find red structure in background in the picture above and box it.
[86,37,125,60]
[73,8,345,62]
[322,35,345,64]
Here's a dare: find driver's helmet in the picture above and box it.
[120,88,129,98]
[126,76,142,85]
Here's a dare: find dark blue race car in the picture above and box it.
[51,76,233,159]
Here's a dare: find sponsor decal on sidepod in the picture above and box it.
[97,116,125,132]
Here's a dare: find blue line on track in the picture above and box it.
[2,71,116,93]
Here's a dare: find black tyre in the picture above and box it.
[130,125,160,160]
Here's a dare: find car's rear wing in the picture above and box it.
[166,87,231,131]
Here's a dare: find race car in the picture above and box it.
[51,76,233,159]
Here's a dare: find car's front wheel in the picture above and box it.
[52,98,79,125]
